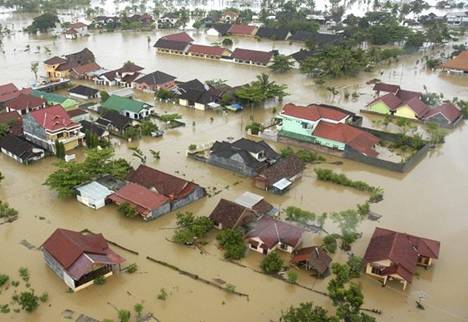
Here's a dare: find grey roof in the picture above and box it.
[134,70,176,85]
[69,85,99,97]
[0,135,43,160]
[153,38,189,51]
[80,120,107,137]
[231,138,280,159]
[256,27,289,40]
[75,181,113,200]
[234,192,264,208]
[210,23,232,35]
[96,111,132,132]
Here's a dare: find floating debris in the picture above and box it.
[368,211,382,221]
[20,239,35,250]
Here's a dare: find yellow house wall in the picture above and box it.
[395,105,417,119]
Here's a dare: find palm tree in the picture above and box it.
[31,62,39,81]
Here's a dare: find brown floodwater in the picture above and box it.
[1,12,468,322]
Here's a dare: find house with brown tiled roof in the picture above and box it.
[231,48,274,66]
[5,93,46,115]
[441,50,468,73]
[228,24,257,37]
[246,216,305,254]
[64,22,88,39]
[44,48,96,81]
[0,111,22,135]
[108,182,171,221]
[233,191,278,216]
[209,198,256,230]
[0,83,31,108]
[372,82,400,95]
[41,228,125,292]
[187,44,232,60]
[254,155,304,194]
[126,165,205,211]
[292,246,332,277]
[424,102,462,127]
[363,227,440,290]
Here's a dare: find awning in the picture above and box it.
[272,178,292,191]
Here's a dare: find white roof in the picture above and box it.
[110,87,134,98]
[76,181,113,200]
[272,178,292,191]
[234,191,263,208]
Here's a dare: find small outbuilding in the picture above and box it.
[69,85,100,100]
[292,246,332,277]
[75,181,114,209]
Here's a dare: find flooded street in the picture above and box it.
[0,11,468,322]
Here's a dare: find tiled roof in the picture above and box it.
[210,23,232,35]
[292,246,332,274]
[228,24,256,35]
[161,32,194,42]
[209,198,256,229]
[231,138,280,159]
[232,48,273,64]
[42,228,125,269]
[116,62,144,74]
[188,44,227,56]
[0,83,20,103]
[68,85,99,97]
[72,62,101,74]
[256,156,304,187]
[127,165,202,201]
[290,49,317,62]
[424,102,462,123]
[372,82,400,93]
[313,122,380,157]
[29,105,79,132]
[5,93,45,111]
[364,227,440,282]
[0,135,41,159]
[256,27,289,40]
[154,38,190,51]
[109,182,169,216]
[403,97,430,118]
[0,111,21,125]
[96,111,132,132]
[246,216,304,249]
[367,93,402,111]
[396,89,421,102]
[67,108,89,118]
[441,51,468,71]
[134,71,176,85]
[281,103,350,122]
[44,56,67,65]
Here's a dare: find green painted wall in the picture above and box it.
[311,136,346,150]
[368,101,391,115]
[279,115,315,138]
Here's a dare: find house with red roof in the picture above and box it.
[441,50,468,74]
[423,102,462,127]
[277,103,379,157]
[64,22,88,39]
[231,48,274,66]
[0,83,32,108]
[126,165,205,211]
[363,227,440,290]
[41,228,125,291]
[44,48,96,81]
[187,44,232,60]
[153,32,193,55]
[372,82,400,96]
[246,216,305,254]
[5,93,46,115]
[228,24,257,37]
[108,182,171,221]
[22,105,84,153]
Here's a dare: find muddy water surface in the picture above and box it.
[0,12,468,322]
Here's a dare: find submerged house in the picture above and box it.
[176,79,217,110]
[0,134,45,165]
[227,24,257,37]
[254,155,304,194]
[0,83,28,108]
[126,164,205,211]
[31,90,78,110]
[206,23,232,37]
[41,229,125,292]
[108,182,171,221]
[208,138,281,176]
[5,93,46,115]
[441,51,468,74]
[44,48,96,81]
[233,191,278,216]
[363,227,440,290]
[292,246,332,277]
[68,85,99,100]
[102,95,154,120]
[187,44,232,60]
[96,110,134,134]
[132,71,177,92]
[246,216,305,254]
[231,48,274,66]
[209,198,256,230]
[75,176,124,209]
[0,111,22,135]
[22,105,84,153]
[277,103,379,157]
[424,102,462,127]
[154,32,193,55]
[255,27,290,40]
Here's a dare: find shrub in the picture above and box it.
[157,288,168,301]
[118,203,138,218]
[260,251,284,274]
[0,274,9,287]
[39,292,48,303]
[216,229,247,260]
[188,144,197,151]
[245,122,263,135]
[93,275,106,285]
[286,270,298,284]
[19,267,30,282]
[126,263,138,274]
[224,284,236,293]
[347,255,364,279]
[322,235,337,253]
[17,291,39,312]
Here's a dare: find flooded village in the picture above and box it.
[1,0,468,321]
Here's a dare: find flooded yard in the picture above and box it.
[1,11,468,322]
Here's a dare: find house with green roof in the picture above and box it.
[32,90,78,110]
[101,95,154,120]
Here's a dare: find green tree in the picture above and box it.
[140,120,158,136]
[322,235,337,253]
[100,90,110,103]
[0,123,8,137]
[118,309,131,322]
[270,55,294,73]
[222,38,233,46]
[286,270,298,284]
[173,212,213,245]
[134,303,143,318]
[26,13,60,33]
[54,140,65,159]
[260,251,284,274]
[31,62,39,80]
[17,291,39,312]
[0,201,18,219]
[347,255,364,278]
[216,229,247,260]
[280,302,339,322]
